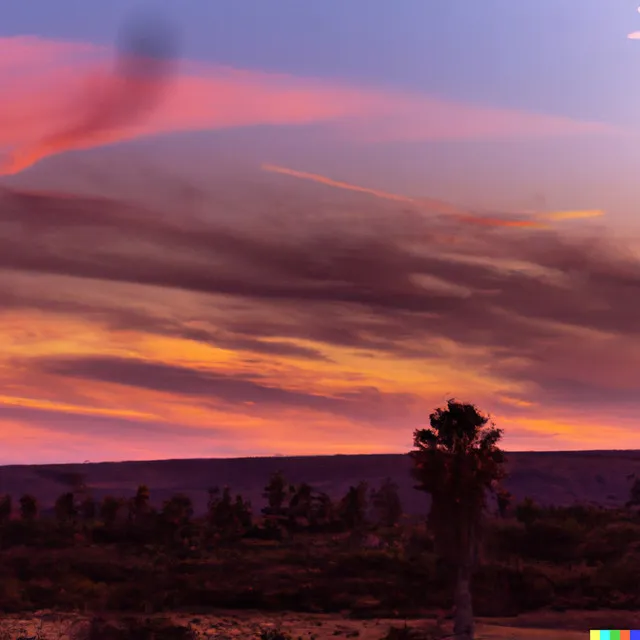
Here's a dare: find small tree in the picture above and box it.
[161,493,193,525]
[339,481,368,530]
[130,484,151,523]
[100,496,123,528]
[233,494,252,529]
[311,492,334,527]
[516,496,539,528]
[627,476,640,509]
[55,492,77,525]
[371,478,403,528]
[0,494,12,525]
[410,399,507,640]
[263,471,290,515]
[289,482,313,525]
[496,488,512,519]
[80,495,97,522]
[208,486,236,534]
[19,494,38,521]
[207,486,252,540]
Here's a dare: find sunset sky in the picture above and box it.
[1,1,640,463]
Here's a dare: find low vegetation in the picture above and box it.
[0,401,636,639]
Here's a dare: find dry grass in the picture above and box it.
[0,612,602,640]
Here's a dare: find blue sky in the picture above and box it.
[3,0,638,120]
[3,1,640,219]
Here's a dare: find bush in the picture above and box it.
[581,522,640,564]
[473,563,556,615]
[81,617,198,640]
[0,575,28,611]
[524,519,584,562]
[259,629,294,640]
[592,552,640,601]
[485,520,527,561]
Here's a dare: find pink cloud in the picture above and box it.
[0,35,620,175]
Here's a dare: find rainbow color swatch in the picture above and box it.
[590,631,640,639]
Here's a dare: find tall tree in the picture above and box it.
[410,399,506,640]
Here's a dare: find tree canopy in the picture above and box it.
[409,399,507,640]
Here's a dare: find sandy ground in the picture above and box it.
[0,611,588,640]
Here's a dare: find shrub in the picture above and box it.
[81,617,198,640]
[484,519,527,561]
[259,629,294,640]
[581,522,640,564]
[592,552,640,600]
[524,518,584,562]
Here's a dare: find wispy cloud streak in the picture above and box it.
[260,163,604,228]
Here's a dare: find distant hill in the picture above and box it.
[1,450,639,516]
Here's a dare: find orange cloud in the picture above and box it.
[537,209,605,221]
[452,215,548,229]
[0,394,155,421]
[0,35,620,175]
[0,181,635,462]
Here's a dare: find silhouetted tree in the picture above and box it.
[80,495,97,522]
[129,484,151,523]
[339,481,368,530]
[0,494,12,525]
[207,486,235,533]
[160,493,194,546]
[410,399,507,640]
[263,471,291,515]
[371,477,403,528]
[496,488,512,519]
[19,494,37,521]
[55,491,77,525]
[311,492,334,525]
[207,486,252,539]
[100,496,123,528]
[289,482,313,526]
[234,493,252,529]
[627,476,640,509]
[162,493,193,525]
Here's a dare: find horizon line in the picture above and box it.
[1,448,638,468]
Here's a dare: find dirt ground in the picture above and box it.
[0,611,594,640]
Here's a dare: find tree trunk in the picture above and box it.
[453,559,474,640]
